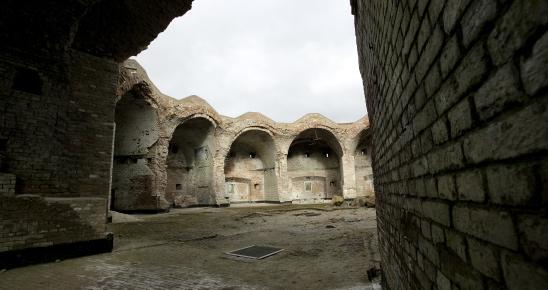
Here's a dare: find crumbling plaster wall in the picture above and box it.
[223,130,278,203]
[166,117,216,206]
[352,0,548,288]
[354,130,375,203]
[224,150,268,202]
[286,128,344,202]
[112,86,162,211]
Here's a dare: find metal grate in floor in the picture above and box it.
[225,245,284,259]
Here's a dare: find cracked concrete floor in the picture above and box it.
[0,204,381,290]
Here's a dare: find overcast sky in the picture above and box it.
[135,0,366,123]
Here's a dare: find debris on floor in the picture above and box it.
[332,195,345,206]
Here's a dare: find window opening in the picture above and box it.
[12,68,43,95]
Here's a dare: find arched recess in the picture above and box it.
[111,87,160,211]
[166,117,216,207]
[287,128,343,203]
[224,129,278,203]
[354,129,374,202]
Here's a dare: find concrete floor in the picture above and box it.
[0,204,381,290]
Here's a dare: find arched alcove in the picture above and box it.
[111,88,160,211]
[166,117,216,207]
[224,130,278,203]
[287,128,343,203]
[354,129,374,202]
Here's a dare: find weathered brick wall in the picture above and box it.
[0,0,192,262]
[0,49,116,253]
[0,196,107,253]
[0,173,15,196]
[353,0,548,288]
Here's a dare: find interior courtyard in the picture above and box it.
[1,0,547,289]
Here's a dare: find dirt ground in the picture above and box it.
[0,204,381,290]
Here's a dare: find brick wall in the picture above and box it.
[0,173,15,196]
[0,49,116,254]
[352,0,548,288]
[0,196,107,253]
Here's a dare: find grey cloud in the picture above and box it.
[135,0,366,123]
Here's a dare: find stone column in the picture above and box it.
[213,133,231,206]
[276,153,290,202]
[341,153,357,199]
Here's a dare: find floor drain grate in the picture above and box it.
[225,245,284,259]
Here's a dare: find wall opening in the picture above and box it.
[166,117,216,207]
[354,129,374,201]
[12,68,42,95]
[111,88,160,211]
[224,130,278,203]
[287,128,343,202]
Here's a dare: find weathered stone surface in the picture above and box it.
[352,0,548,287]
[434,43,488,115]
[439,246,484,290]
[474,63,524,121]
[446,229,467,262]
[431,118,449,145]
[0,173,16,197]
[436,271,451,290]
[453,205,518,250]
[488,0,548,66]
[427,143,464,173]
[502,252,548,290]
[437,174,456,200]
[448,99,473,138]
[461,0,497,47]
[422,200,450,226]
[456,169,485,202]
[467,237,501,281]
[439,35,460,80]
[520,31,548,96]
[463,98,548,164]
[486,163,537,205]
[443,0,472,34]
[517,215,548,263]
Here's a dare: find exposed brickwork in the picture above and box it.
[0,48,116,254]
[0,173,15,196]
[0,0,194,263]
[353,0,548,288]
[0,195,107,253]
[115,61,373,210]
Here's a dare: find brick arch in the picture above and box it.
[165,113,219,142]
[288,127,344,158]
[350,128,372,156]
[164,115,217,207]
[221,127,280,159]
[223,128,280,202]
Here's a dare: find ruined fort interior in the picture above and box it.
[1,0,547,289]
